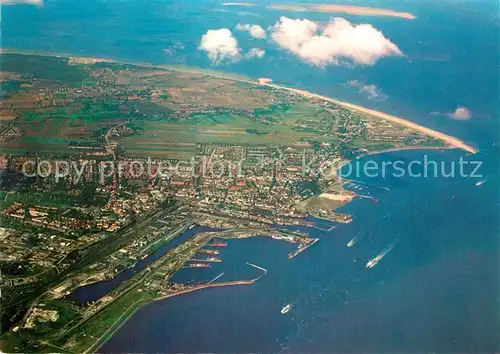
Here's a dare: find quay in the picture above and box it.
[314,224,337,232]
[162,279,258,299]
[288,238,319,259]
[189,258,222,263]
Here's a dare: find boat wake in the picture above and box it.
[475,179,487,187]
[347,228,365,247]
[366,239,399,268]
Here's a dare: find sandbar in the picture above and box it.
[268,4,416,20]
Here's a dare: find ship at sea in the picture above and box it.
[366,240,398,269]
[347,229,364,248]
[475,179,487,187]
[366,255,383,268]
[281,304,292,314]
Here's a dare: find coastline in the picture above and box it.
[85,279,259,354]
[0,49,477,155]
[264,84,478,154]
[267,4,416,20]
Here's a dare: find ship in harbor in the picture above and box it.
[366,240,398,269]
[281,304,292,314]
[198,249,220,255]
[210,241,227,247]
[185,262,211,268]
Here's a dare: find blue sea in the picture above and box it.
[2,0,499,352]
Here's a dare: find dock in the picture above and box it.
[288,238,319,259]
[314,224,337,232]
[344,179,391,192]
[189,257,222,263]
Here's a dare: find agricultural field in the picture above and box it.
[0,53,441,160]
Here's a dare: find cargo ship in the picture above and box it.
[198,249,219,255]
[185,262,211,268]
[210,241,227,247]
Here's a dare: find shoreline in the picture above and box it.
[0,49,488,354]
[267,4,416,20]
[85,279,259,354]
[264,84,477,154]
[1,49,477,155]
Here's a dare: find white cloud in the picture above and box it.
[346,80,387,100]
[430,106,473,120]
[270,17,403,67]
[1,0,43,5]
[199,28,241,64]
[246,48,266,59]
[235,23,267,39]
[447,106,472,120]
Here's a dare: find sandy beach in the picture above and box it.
[268,4,416,20]
[265,84,477,154]
[222,2,255,6]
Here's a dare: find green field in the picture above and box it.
[0,52,441,159]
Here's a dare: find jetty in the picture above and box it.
[288,238,319,259]
[343,179,391,192]
[246,262,268,275]
[358,195,379,204]
[208,272,224,284]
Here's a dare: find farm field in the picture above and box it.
[0,53,444,160]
